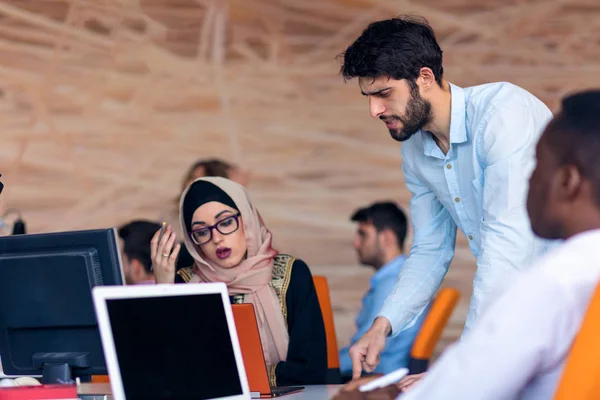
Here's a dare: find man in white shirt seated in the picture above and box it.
[334,89,600,399]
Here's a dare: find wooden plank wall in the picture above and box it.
[0,0,598,353]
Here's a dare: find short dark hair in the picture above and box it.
[351,201,408,250]
[118,220,161,273]
[545,89,600,205]
[339,15,443,86]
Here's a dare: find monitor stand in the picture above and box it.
[33,352,91,384]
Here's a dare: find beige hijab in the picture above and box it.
[179,177,289,366]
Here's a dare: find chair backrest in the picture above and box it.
[231,303,271,395]
[91,375,110,383]
[409,287,460,372]
[312,275,340,369]
[554,283,600,399]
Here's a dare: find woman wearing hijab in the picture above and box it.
[151,177,328,386]
[158,158,250,270]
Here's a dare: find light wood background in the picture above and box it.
[0,0,598,355]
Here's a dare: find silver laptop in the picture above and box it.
[92,283,251,400]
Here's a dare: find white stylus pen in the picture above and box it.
[358,367,409,392]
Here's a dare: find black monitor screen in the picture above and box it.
[106,293,243,400]
[0,229,123,379]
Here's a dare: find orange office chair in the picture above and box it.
[408,287,460,374]
[554,282,600,399]
[91,375,110,383]
[312,275,342,383]
[232,303,306,397]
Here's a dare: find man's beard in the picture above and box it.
[358,248,384,270]
[381,84,433,142]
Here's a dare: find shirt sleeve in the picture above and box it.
[470,103,552,323]
[378,161,457,335]
[400,272,579,400]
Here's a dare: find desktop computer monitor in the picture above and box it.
[0,228,125,384]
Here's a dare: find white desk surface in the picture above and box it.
[79,383,342,399]
[287,385,341,399]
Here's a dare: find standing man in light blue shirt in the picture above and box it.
[338,15,555,379]
[339,202,426,379]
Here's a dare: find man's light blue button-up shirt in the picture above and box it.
[378,82,555,335]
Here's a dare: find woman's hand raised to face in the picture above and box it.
[150,224,181,284]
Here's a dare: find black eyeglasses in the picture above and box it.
[189,213,241,245]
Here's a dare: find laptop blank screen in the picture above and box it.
[106,293,243,400]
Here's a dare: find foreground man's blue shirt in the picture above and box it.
[378,82,556,336]
[339,255,425,375]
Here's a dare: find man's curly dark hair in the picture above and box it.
[339,15,444,86]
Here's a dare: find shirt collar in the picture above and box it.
[448,83,467,144]
[370,255,406,286]
[421,82,467,159]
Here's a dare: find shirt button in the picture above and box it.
[455,197,460,203]
[446,164,452,169]
[468,235,473,240]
